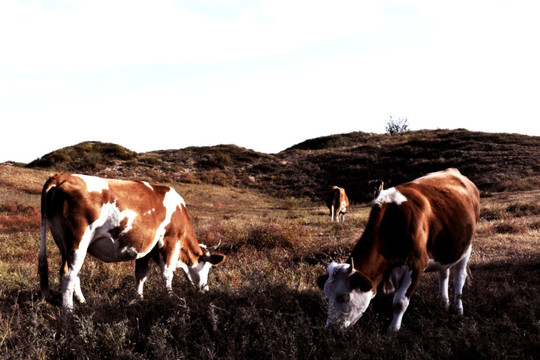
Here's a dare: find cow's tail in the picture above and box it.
[38,176,60,299]
[466,264,473,284]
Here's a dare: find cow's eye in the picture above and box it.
[336,293,350,303]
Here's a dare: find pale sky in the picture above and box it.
[1,0,539,163]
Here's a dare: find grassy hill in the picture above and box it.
[2,129,540,358]
[26,129,540,202]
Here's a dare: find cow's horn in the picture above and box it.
[348,257,355,274]
[208,240,221,251]
[321,259,331,268]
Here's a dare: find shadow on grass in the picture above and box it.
[2,257,540,359]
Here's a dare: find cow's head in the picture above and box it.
[179,242,226,291]
[368,179,384,197]
[317,259,375,328]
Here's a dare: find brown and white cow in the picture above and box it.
[326,186,349,223]
[39,174,226,312]
[318,169,480,331]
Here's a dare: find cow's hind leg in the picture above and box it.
[452,246,472,315]
[61,248,87,313]
[135,255,151,299]
[438,268,450,310]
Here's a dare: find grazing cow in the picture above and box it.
[326,186,349,223]
[368,179,384,198]
[39,174,226,312]
[318,169,479,331]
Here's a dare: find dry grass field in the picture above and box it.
[1,163,539,359]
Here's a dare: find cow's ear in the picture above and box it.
[349,272,373,292]
[201,254,226,266]
[317,275,329,290]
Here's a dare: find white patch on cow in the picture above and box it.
[375,187,407,206]
[94,202,138,238]
[153,188,185,248]
[81,201,145,262]
[119,209,137,236]
[74,174,109,193]
[142,181,153,190]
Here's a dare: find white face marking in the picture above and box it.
[322,262,374,328]
[74,174,109,193]
[375,187,407,206]
[178,255,213,291]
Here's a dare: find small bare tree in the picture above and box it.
[385,116,409,134]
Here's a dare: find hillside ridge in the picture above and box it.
[24,129,540,202]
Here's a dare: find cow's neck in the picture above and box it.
[349,236,388,288]
[349,204,391,287]
[179,224,204,266]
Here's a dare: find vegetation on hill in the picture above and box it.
[29,141,136,171]
[25,129,540,202]
[284,129,540,201]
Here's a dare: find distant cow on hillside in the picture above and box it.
[368,179,384,198]
[326,186,349,223]
[39,174,226,313]
[318,169,480,331]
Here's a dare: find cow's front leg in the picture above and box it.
[73,276,86,304]
[158,244,180,295]
[160,263,175,294]
[388,267,413,332]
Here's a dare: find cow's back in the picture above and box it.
[395,168,480,264]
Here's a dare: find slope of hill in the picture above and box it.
[282,129,540,200]
[26,129,540,202]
